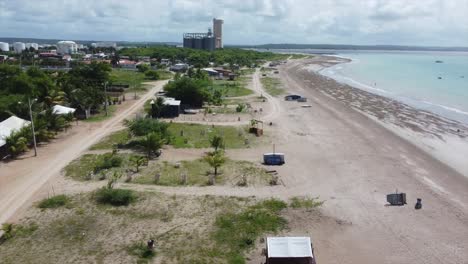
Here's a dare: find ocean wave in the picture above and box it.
[420,101,468,116]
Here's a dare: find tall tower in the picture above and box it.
[213,18,223,49]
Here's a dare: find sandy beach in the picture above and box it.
[1,58,468,263]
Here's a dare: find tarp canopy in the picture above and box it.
[0,116,31,147]
[202,68,219,74]
[52,105,76,115]
[267,237,313,258]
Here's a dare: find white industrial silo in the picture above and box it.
[13,42,26,53]
[0,42,9,52]
[57,41,78,54]
[25,43,39,50]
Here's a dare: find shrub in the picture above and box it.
[236,103,246,113]
[94,153,123,173]
[125,118,169,138]
[127,242,155,260]
[95,188,136,206]
[38,195,69,209]
[145,70,160,80]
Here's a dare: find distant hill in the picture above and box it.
[228,44,468,52]
[0,37,180,47]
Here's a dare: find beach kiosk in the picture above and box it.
[265,237,316,264]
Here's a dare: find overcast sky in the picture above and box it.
[1,0,468,46]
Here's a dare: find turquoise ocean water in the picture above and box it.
[317,51,468,124]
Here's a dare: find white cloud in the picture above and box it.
[0,0,467,46]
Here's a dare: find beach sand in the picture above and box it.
[247,57,468,263]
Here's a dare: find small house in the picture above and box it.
[265,237,316,264]
[202,68,219,77]
[160,98,181,118]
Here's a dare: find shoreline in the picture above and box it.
[297,56,468,177]
[318,54,468,125]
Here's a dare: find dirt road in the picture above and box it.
[0,81,166,225]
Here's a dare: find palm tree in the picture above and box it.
[138,132,163,159]
[209,135,225,152]
[204,151,226,185]
[130,155,147,172]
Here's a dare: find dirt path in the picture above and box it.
[0,81,167,225]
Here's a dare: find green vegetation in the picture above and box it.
[204,151,226,185]
[82,104,116,122]
[213,198,287,263]
[289,196,324,209]
[127,242,156,262]
[89,129,130,150]
[125,118,169,137]
[94,187,137,206]
[167,123,257,149]
[164,76,211,107]
[0,62,116,157]
[110,69,147,91]
[211,79,253,98]
[37,195,70,209]
[64,153,129,181]
[0,222,38,241]
[0,191,295,263]
[119,46,283,68]
[134,159,270,186]
[260,77,284,96]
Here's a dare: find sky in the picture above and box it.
[1,0,468,47]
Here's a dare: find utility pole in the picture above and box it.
[104,81,108,116]
[28,98,37,157]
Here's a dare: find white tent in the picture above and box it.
[0,116,31,147]
[52,105,76,115]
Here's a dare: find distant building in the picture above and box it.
[13,42,26,53]
[57,41,78,54]
[183,30,215,51]
[94,42,117,48]
[213,18,223,49]
[183,18,223,50]
[0,42,10,52]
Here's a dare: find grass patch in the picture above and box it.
[260,77,284,96]
[1,223,38,241]
[135,159,270,186]
[94,188,137,206]
[289,196,324,209]
[127,242,156,262]
[213,198,287,262]
[211,80,253,98]
[37,195,70,209]
[64,153,129,181]
[89,129,130,150]
[83,105,117,122]
[110,69,146,90]
[156,70,173,80]
[167,123,257,149]
[0,191,296,263]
